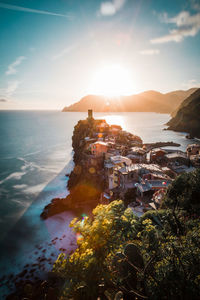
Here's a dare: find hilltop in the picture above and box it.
[167,88,200,138]
[62,88,197,114]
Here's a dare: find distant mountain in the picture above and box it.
[167,88,200,138]
[62,88,197,114]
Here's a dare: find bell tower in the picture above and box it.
[88,109,93,120]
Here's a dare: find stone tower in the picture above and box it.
[88,109,93,120]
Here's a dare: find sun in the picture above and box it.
[90,64,134,97]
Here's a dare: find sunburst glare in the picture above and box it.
[90,64,135,97]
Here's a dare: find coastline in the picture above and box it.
[3,112,200,298]
[0,161,77,298]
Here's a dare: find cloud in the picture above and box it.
[151,11,200,44]
[52,44,78,60]
[0,98,7,102]
[0,2,73,19]
[139,49,160,55]
[6,56,26,75]
[99,0,126,16]
[5,81,20,97]
[182,79,200,89]
[0,81,20,99]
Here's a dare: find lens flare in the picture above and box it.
[76,232,83,242]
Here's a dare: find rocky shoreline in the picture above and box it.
[40,116,181,220]
[6,113,199,299]
[2,232,75,299]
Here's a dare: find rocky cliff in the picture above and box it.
[167,88,200,138]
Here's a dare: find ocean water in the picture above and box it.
[0,111,86,240]
[0,111,199,297]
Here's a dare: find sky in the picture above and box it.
[0,0,200,110]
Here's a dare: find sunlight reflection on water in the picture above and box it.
[101,114,127,130]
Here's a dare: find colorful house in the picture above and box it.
[90,141,108,156]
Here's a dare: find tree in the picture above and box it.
[124,188,137,207]
[53,171,200,300]
[162,168,200,212]
[53,200,139,299]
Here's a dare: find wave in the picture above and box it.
[18,157,58,174]
[0,171,26,185]
[23,183,47,194]
[13,184,28,189]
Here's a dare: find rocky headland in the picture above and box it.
[40,114,182,220]
[167,88,200,139]
[41,116,143,219]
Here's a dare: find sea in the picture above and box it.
[0,111,199,297]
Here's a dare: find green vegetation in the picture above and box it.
[53,169,200,299]
[162,168,200,211]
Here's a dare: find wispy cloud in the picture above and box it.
[6,56,26,75]
[99,0,126,16]
[151,11,200,44]
[0,98,7,102]
[0,2,73,19]
[0,81,20,99]
[6,81,20,97]
[51,44,78,60]
[139,49,160,55]
[182,79,200,89]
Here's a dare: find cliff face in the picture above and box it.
[62,88,197,114]
[167,88,200,138]
[41,118,107,218]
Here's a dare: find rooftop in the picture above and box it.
[187,144,200,149]
[92,141,108,146]
[118,163,163,175]
[165,152,187,159]
[172,165,196,174]
[110,155,131,165]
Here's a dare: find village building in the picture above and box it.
[104,155,132,190]
[90,141,108,156]
[113,163,170,193]
[165,151,189,166]
[161,166,176,178]
[171,165,196,174]
[84,112,199,215]
[127,147,146,163]
[117,165,140,190]
[186,144,200,157]
[109,124,122,135]
[149,148,167,162]
[96,120,110,132]
[136,179,171,200]
[190,154,200,167]
[110,155,132,167]
[149,189,166,210]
